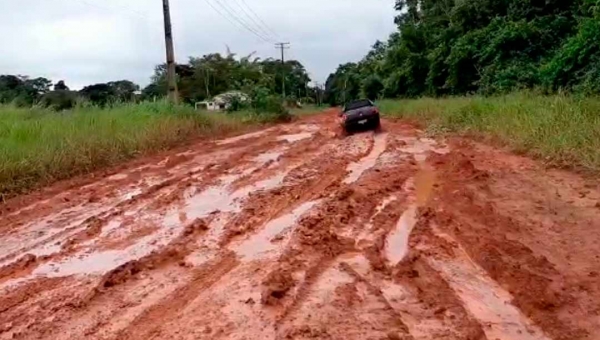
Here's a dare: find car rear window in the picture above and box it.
[344,100,372,111]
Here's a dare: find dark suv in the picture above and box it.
[339,99,381,133]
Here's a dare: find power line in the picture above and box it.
[207,0,274,43]
[237,0,281,40]
[230,0,278,41]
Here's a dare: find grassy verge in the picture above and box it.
[0,101,291,199]
[379,92,600,172]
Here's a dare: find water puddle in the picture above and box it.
[0,206,104,263]
[427,229,551,340]
[253,150,284,164]
[398,137,449,162]
[233,200,320,260]
[375,195,398,215]
[217,131,268,145]
[299,124,319,131]
[107,173,129,181]
[355,196,398,249]
[344,133,388,184]
[99,219,124,238]
[385,166,436,265]
[34,229,172,277]
[385,205,418,265]
[277,132,313,143]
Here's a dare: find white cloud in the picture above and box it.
[0,0,397,89]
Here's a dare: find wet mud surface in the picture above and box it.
[1,112,600,339]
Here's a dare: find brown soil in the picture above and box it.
[1,113,599,340]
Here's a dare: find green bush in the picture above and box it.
[39,90,79,111]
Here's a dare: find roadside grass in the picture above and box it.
[291,104,325,116]
[0,101,289,199]
[378,92,600,172]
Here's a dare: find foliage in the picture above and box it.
[362,75,384,101]
[379,92,600,172]
[54,80,69,91]
[145,51,311,104]
[326,0,598,99]
[0,75,52,106]
[80,80,140,106]
[38,90,79,110]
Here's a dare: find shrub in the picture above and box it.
[39,90,79,111]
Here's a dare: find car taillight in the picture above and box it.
[373,108,380,115]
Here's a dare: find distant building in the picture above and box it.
[195,91,250,111]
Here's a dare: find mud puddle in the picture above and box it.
[385,205,418,265]
[216,130,270,145]
[427,229,550,340]
[277,132,313,143]
[398,137,449,162]
[344,132,388,184]
[233,200,321,260]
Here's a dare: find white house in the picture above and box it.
[195,91,250,111]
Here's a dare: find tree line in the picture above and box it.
[0,51,313,110]
[0,75,141,110]
[325,0,600,105]
[143,51,313,105]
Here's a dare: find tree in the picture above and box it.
[145,51,311,104]
[79,80,140,105]
[108,80,140,102]
[54,80,69,91]
[362,75,384,100]
[325,0,594,97]
[39,90,79,110]
[79,83,116,106]
[0,75,52,105]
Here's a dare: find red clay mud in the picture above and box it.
[1,113,599,340]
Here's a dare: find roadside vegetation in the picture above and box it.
[0,101,298,199]
[325,1,600,103]
[380,93,600,171]
[0,47,326,199]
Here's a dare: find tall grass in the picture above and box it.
[0,101,280,198]
[379,92,600,171]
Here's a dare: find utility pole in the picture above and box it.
[315,82,321,106]
[204,68,211,99]
[162,0,178,104]
[275,42,290,98]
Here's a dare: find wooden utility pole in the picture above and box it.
[275,42,290,98]
[204,68,211,99]
[315,82,321,106]
[162,0,179,104]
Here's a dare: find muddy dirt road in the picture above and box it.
[1,112,600,340]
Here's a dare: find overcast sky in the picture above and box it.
[0,0,397,89]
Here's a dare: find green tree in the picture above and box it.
[0,75,52,106]
[362,75,384,100]
[54,80,69,91]
[146,51,311,104]
[326,0,593,97]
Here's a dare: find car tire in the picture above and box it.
[373,117,381,131]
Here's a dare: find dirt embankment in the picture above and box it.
[1,112,600,340]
